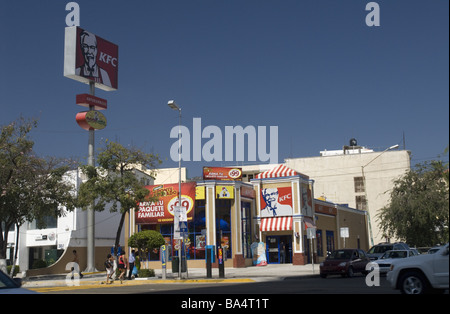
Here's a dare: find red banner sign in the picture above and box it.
[76,94,107,110]
[136,182,196,224]
[203,167,242,181]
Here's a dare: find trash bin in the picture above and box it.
[172,257,187,273]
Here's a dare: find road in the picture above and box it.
[31,274,395,294]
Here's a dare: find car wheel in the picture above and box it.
[346,266,354,278]
[399,271,429,294]
[320,273,327,278]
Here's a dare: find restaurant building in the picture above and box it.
[129,165,369,269]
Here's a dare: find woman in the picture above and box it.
[117,252,127,284]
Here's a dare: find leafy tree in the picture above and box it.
[377,159,449,247]
[77,140,161,256]
[0,117,76,273]
[128,230,165,259]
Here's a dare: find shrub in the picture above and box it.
[138,268,155,277]
[7,265,20,276]
[32,260,48,269]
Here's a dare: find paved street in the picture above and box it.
[29,274,394,294]
[21,263,449,311]
[23,264,397,295]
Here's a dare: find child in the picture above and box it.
[104,254,114,284]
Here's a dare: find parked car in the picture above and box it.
[373,250,417,274]
[320,249,370,278]
[387,243,449,294]
[417,247,431,254]
[427,246,442,254]
[0,269,37,294]
[366,242,410,260]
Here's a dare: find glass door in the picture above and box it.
[266,236,279,263]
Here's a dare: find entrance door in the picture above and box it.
[267,236,279,263]
[266,236,292,264]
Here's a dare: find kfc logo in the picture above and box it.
[64,26,118,91]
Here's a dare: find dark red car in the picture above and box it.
[320,249,370,278]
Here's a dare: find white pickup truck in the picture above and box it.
[387,243,449,294]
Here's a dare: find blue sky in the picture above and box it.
[1,0,448,178]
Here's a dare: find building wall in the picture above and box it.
[336,206,369,251]
[314,199,369,263]
[15,168,146,275]
[286,150,410,245]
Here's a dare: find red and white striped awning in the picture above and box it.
[255,164,298,179]
[260,217,293,231]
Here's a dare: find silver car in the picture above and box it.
[373,250,416,274]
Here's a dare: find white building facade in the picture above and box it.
[7,168,153,276]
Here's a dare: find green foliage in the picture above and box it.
[77,139,161,255]
[138,268,155,277]
[378,158,449,247]
[0,117,77,260]
[32,260,48,269]
[128,230,165,256]
[7,265,20,277]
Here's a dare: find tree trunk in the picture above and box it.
[114,211,127,256]
[9,223,20,277]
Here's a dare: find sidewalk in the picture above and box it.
[22,263,319,288]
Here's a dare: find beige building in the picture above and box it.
[240,144,411,246]
[285,146,411,246]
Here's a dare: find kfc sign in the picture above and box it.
[64,26,118,91]
[260,187,293,217]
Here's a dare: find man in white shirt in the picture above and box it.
[128,249,136,280]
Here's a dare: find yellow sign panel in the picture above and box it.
[216,186,234,199]
[195,186,205,200]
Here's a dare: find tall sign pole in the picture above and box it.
[86,81,96,272]
[65,7,118,272]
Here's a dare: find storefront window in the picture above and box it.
[241,201,252,258]
[316,229,323,257]
[188,200,206,260]
[216,199,232,259]
[139,200,207,261]
[27,215,57,230]
[326,230,335,254]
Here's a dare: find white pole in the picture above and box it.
[86,81,96,272]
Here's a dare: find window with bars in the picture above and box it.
[355,195,367,211]
[354,176,365,193]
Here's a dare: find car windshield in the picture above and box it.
[367,245,393,254]
[328,250,353,260]
[0,270,19,289]
[381,251,407,259]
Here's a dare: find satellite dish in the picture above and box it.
[349,138,357,146]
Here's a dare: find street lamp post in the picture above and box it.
[168,100,183,278]
[361,144,399,246]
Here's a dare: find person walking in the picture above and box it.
[280,242,286,264]
[117,251,127,284]
[104,254,114,284]
[128,250,136,280]
[71,250,84,280]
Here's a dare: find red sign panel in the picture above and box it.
[260,187,293,217]
[76,94,107,110]
[203,167,242,181]
[64,26,118,91]
[135,182,196,224]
